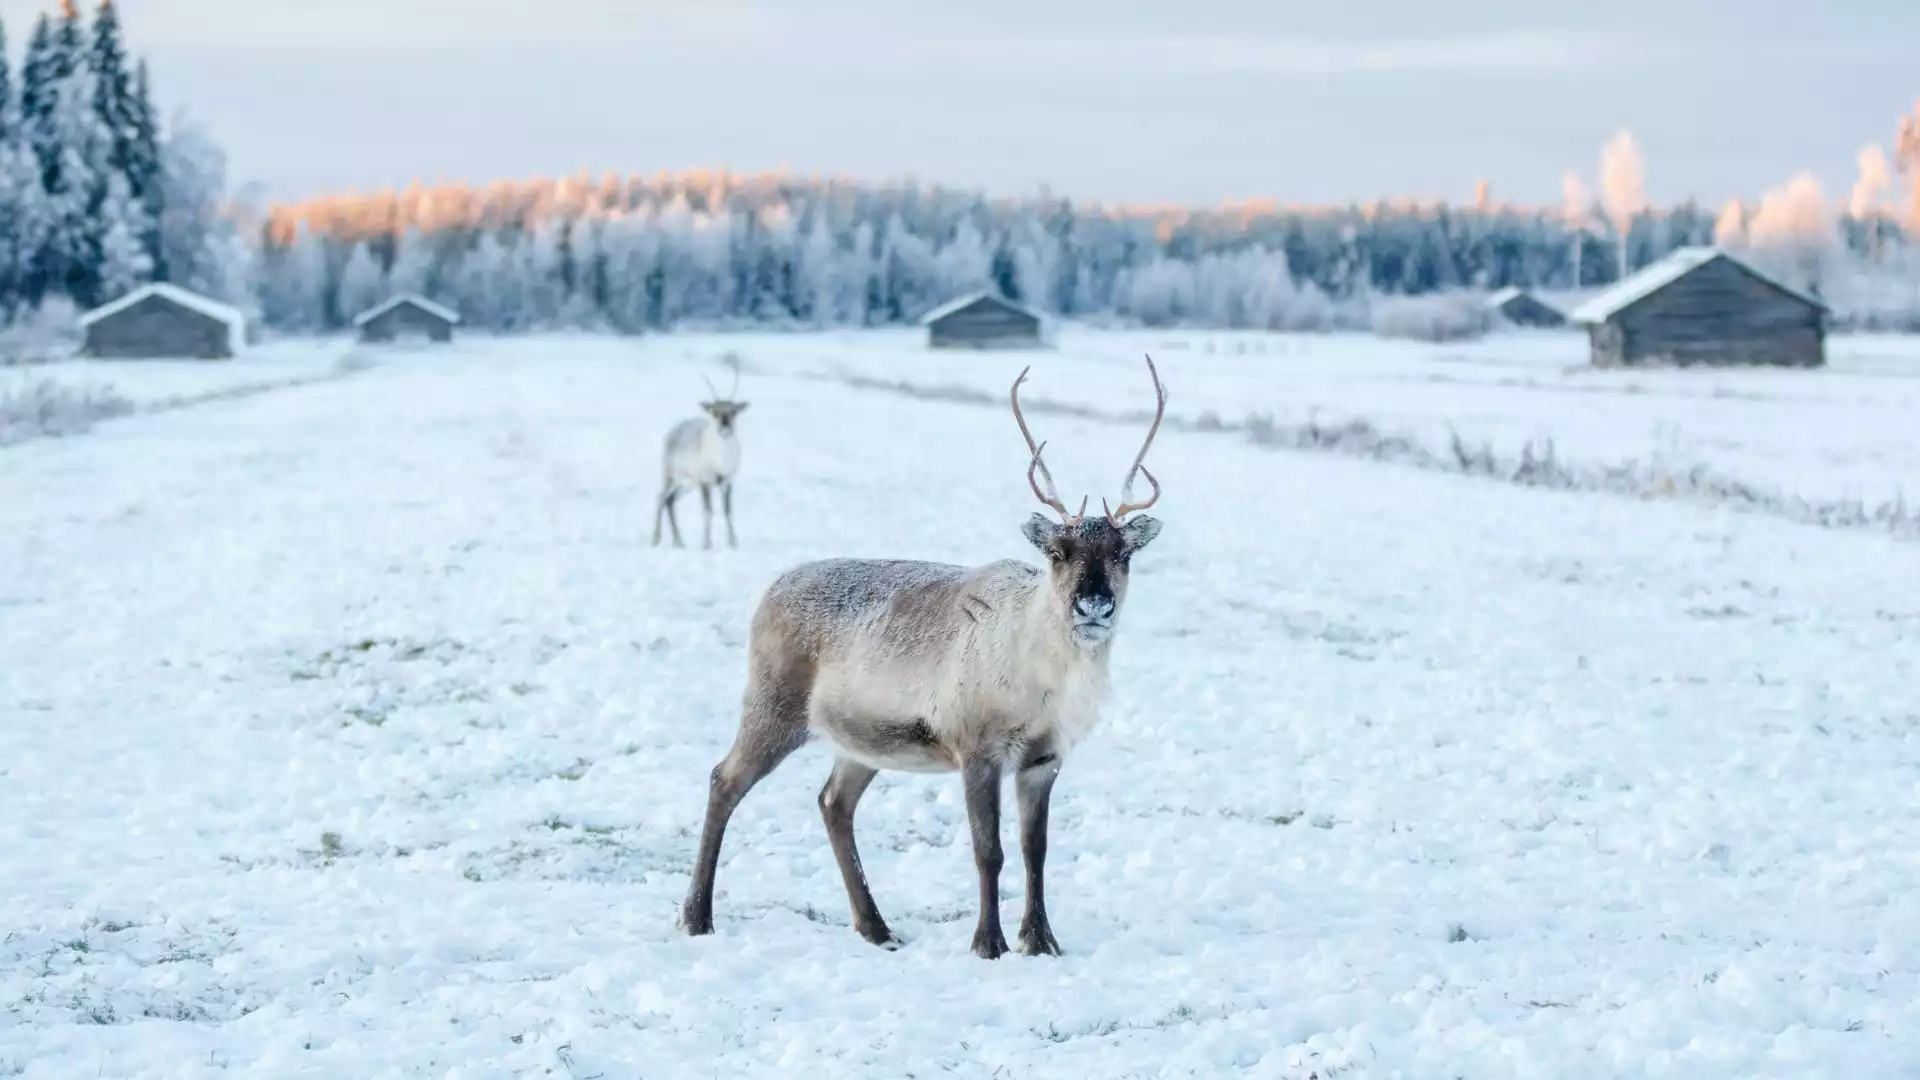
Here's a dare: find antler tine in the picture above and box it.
[1012,367,1081,523]
[1106,354,1168,522]
[703,374,720,402]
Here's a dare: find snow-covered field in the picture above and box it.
[786,327,1920,511]
[3,332,1920,1078]
[0,340,359,411]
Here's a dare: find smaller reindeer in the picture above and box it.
[653,365,748,550]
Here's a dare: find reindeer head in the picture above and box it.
[701,368,748,434]
[1010,355,1166,649]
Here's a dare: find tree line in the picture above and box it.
[2,6,1916,339]
[0,0,242,327]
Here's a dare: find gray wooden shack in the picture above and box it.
[77,283,248,360]
[920,291,1046,349]
[352,294,461,344]
[1569,247,1827,367]
[1485,286,1567,328]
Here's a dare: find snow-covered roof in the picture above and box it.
[78,282,248,355]
[1485,286,1531,308]
[1568,246,1827,324]
[917,291,1044,326]
[352,294,462,328]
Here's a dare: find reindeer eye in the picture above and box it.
[1047,546,1068,563]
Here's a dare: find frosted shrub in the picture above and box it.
[0,378,135,444]
[1370,293,1498,343]
[0,298,84,366]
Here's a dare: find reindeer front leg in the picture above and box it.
[961,753,1009,959]
[1015,741,1063,956]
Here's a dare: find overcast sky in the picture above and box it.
[4,0,1914,207]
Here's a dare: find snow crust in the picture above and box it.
[3,332,1918,1078]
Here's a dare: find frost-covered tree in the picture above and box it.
[1561,172,1590,286]
[1744,173,1837,294]
[156,114,235,297]
[0,141,50,318]
[1599,131,1646,281]
[1895,100,1920,229]
[1712,198,1746,248]
[255,223,327,330]
[93,170,151,299]
[37,62,109,304]
[335,240,384,321]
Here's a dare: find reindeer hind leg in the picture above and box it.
[680,655,812,936]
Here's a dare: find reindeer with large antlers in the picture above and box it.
[680,355,1167,958]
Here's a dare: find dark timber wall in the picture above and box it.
[82,296,234,360]
[1588,256,1824,368]
[928,296,1042,349]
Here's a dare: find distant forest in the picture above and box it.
[4,4,1919,337]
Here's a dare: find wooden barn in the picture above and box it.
[920,291,1046,350]
[1569,247,1827,368]
[353,294,461,344]
[77,283,248,360]
[1485,286,1567,328]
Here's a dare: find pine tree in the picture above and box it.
[0,141,51,318]
[89,3,137,186]
[0,15,13,145]
[38,62,108,304]
[19,15,54,176]
[335,240,384,321]
[94,170,151,299]
[128,60,162,271]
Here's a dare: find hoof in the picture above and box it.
[857,921,905,950]
[679,907,714,937]
[1017,922,1062,957]
[971,926,1010,960]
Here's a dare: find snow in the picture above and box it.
[0,339,362,415]
[3,331,1920,1077]
[805,326,1920,510]
[918,290,1046,325]
[350,294,462,329]
[1568,247,1827,324]
[75,283,250,357]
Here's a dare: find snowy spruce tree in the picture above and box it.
[89,1,156,262]
[0,15,53,318]
[93,171,150,299]
[37,59,109,305]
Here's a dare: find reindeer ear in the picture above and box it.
[1120,515,1162,554]
[732,402,748,414]
[1021,513,1061,550]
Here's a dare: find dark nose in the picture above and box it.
[1073,595,1115,620]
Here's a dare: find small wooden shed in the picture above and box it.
[1485,286,1566,328]
[920,291,1046,350]
[1569,247,1827,368]
[77,282,248,360]
[353,294,461,344]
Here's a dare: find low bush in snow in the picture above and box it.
[0,298,84,366]
[0,377,135,445]
[831,369,1920,542]
[1369,292,1498,343]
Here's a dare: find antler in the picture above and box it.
[1103,354,1167,523]
[1010,366,1085,524]
[703,374,720,402]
